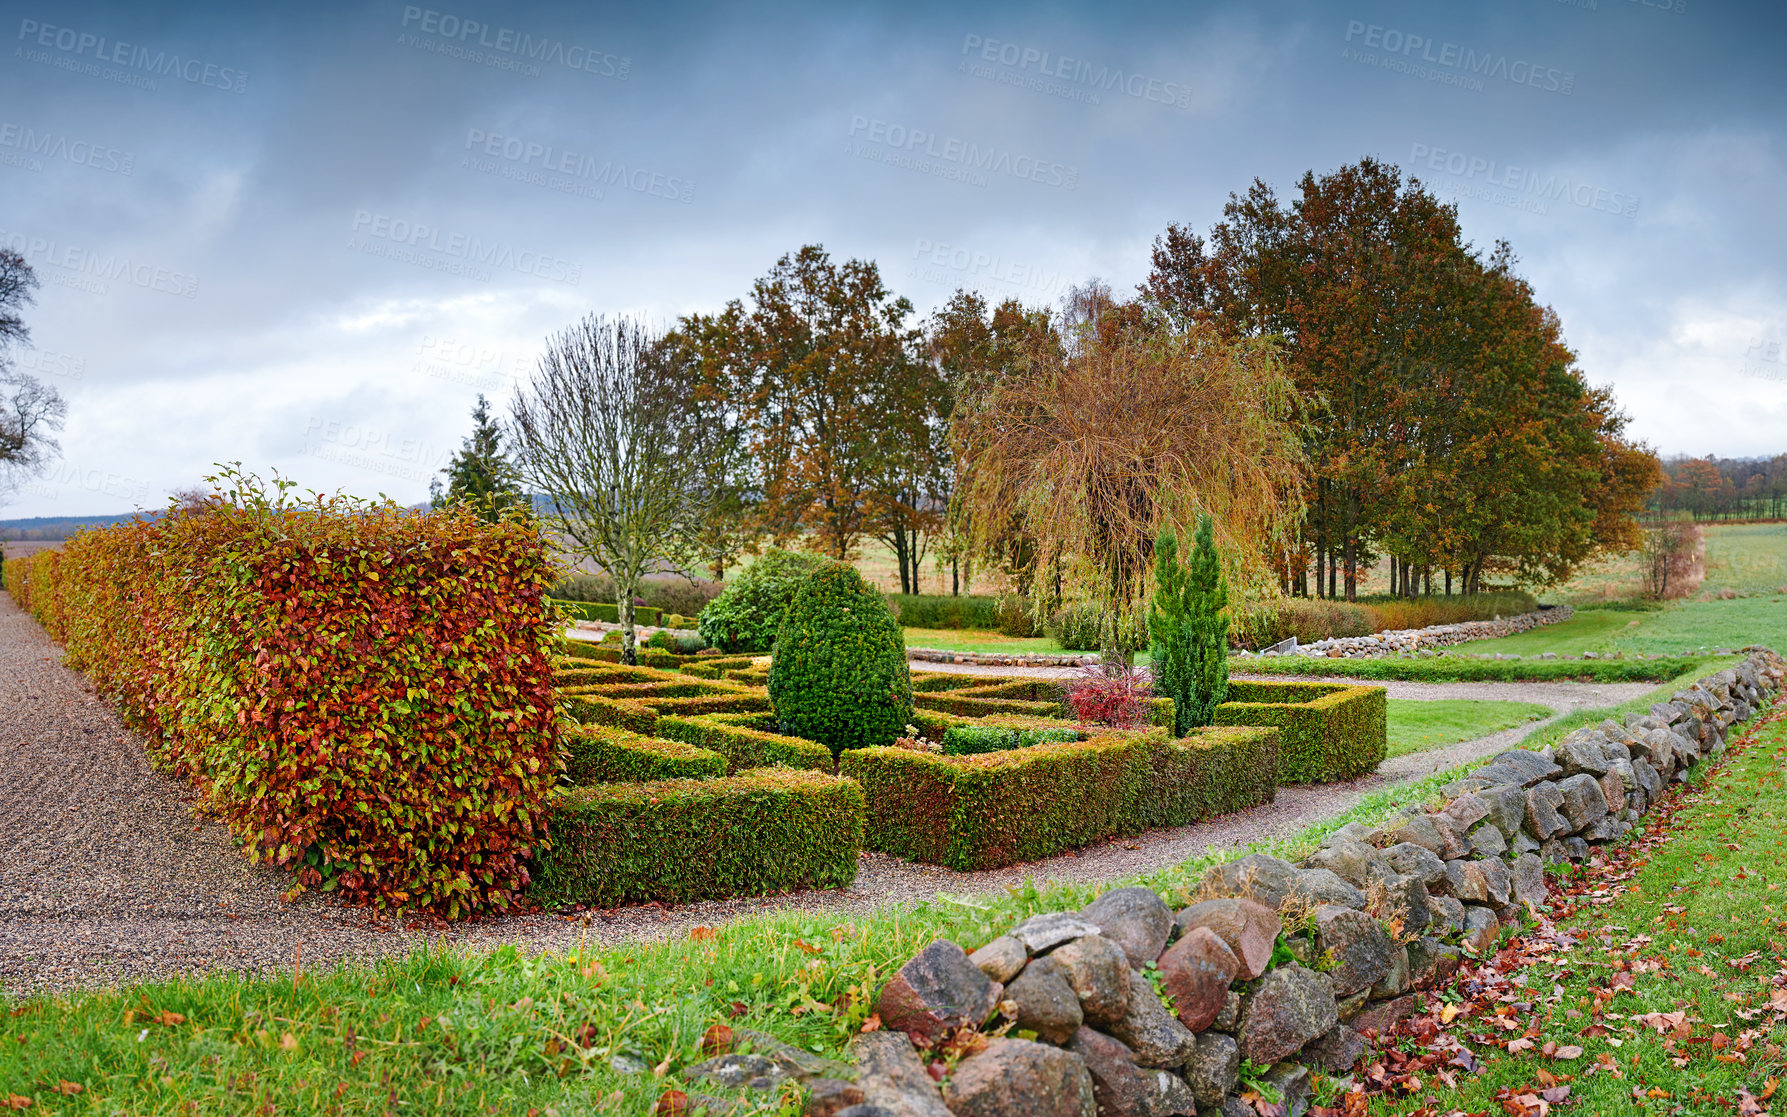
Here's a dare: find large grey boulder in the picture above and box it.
[1509,853,1546,909]
[1296,1024,1365,1074]
[1203,854,1301,910]
[1080,888,1174,970]
[1439,793,1490,832]
[943,1038,1096,1117]
[1184,1033,1238,1107]
[1405,936,1461,990]
[1003,957,1083,1045]
[1524,783,1569,841]
[1556,773,1609,831]
[1427,895,1465,935]
[1380,842,1446,888]
[1475,784,1530,837]
[877,940,1001,1046]
[1368,871,1431,935]
[1467,823,1507,859]
[1460,906,1500,954]
[1291,868,1365,910]
[1312,905,1393,998]
[1065,1027,1197,1117]
[1237,965,1338,1065]
[1302,835,1381,887]
[1050,936,1132,1027]
[969,937,1028,984]
[851,1031,953,1117]
[1374,814,1467,861]
[1106,970,1197,1068]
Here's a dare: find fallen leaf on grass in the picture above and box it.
[1551,1045,1584,1060]
[1,1097,29,1110]
[49,1084,79,1097]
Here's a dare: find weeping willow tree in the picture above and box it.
[950,305,1304,667]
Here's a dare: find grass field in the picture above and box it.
[898,626,1058,654]
[1701,522,1787,596]
[1379,704,1787,1115]
[1451,608,1643,655]
[1385,698,1553,758]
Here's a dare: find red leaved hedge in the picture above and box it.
[4,479,560,916]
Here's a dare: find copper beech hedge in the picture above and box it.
[5,485,560,916]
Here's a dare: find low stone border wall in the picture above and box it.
[804,649,1784,1117]
[1246,604,1574,660]
[907,605,1577,666]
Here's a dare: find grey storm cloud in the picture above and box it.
[1,0,1784,515]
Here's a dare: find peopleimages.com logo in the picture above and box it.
[462,128,694,204]
[1341,20,1574,95]
[0,121,134,175]
[1410,143,1639,219]
[957,33,1196,110]
[0,228,199,298]
[348,210,583,286]
[846,116,1077,190]
[15,18,249,94]
[397,7,628,80]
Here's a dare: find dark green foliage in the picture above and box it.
[941,725,1080,756]
[697,548,829,653]
[561,726,726,783]
[653,714,832,773]
[553,599,662,626]
[841,726,1278,870]
[767,563,913,755]
[645,630,678,651]
[1214,680,1386,783]
[1238,654,1713,683]
[996,596,1039,637]
[1047,603,1108,651]
[888,594,1001,630]
[430,395,530,522]
[1151,517,1229,734]
[533,770,864,907]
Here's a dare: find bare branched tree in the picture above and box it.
[509,314,711,664]
[0,250,67,500]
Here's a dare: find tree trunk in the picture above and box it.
[1342,488,1358,603]
[617,579,639,666]
[951,555,959,596]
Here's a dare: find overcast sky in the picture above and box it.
[2,0,1784,517]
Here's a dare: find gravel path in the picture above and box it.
[0,596,1647,996]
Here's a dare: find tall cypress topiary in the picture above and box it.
[1149,514,1229,734]
[768,562,913,756]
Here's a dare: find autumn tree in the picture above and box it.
[1145,158,1657,598]
[952,299,1303,666]
[661,311,762,579]
[683,246,927,567]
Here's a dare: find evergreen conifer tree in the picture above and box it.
[1149,514,1229,734]
[431,394,529,522]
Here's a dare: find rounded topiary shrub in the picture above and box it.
[768,563,913,756]
[697,548,829,653]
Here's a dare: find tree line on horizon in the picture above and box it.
[433,158,1670,661]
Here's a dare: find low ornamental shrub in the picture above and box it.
[1063,665,1155,728]
[698,548,829,653]
[5,471,559,916]
[767,563,914,755]
[841,725,1278,870]
[1046,603,1107,651]
[533,769,864,907]
[996,596,1040,637]
[1213,680,1386,783]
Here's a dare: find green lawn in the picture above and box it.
[1385,698,1553,758]
[899,626,1060,655]
[1450,608,1640,655]
[1379,705,1787,1115]
[1603,594,1787,657]
[1701,522,1787,596]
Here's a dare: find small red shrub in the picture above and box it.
[1063,664,1154,728]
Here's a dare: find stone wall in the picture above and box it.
[1240,605,1574,661]
[832,649,1783,1117]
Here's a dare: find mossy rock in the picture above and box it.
[768,563,913,755]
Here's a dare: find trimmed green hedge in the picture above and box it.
[680,656,758,679]
[553,598,662,626]
[562,725,726,784]
[768,564,913,755]
[841,726,1279,870]
[941,725,1080,756]
[1213,680,1386,783]
[888,594,1000,630]
[533,770,864,907]
[654,714,832,773]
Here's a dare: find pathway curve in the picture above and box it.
[0,596,1648,995]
